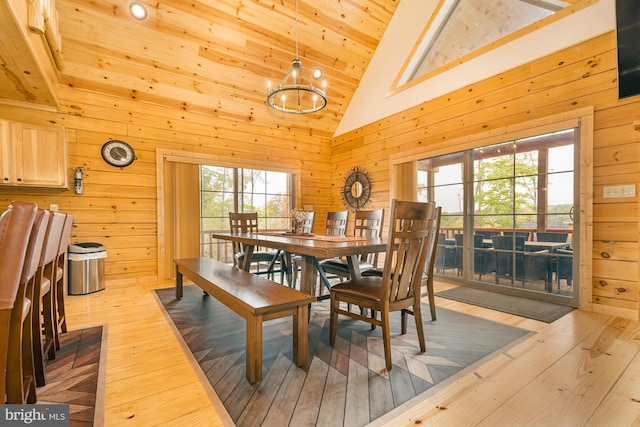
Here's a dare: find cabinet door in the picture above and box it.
[13,122,68,188]
[0,120,13,184]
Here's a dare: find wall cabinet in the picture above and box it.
[0,120,68,188]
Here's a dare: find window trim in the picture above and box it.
[156,149,302,280]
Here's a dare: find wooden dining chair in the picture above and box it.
[228,212,280,277]
[7,208,48,404]
[361,205,441,321]
[324,210,348,236]
[53,213,73,350]
[32,211,66,386]
[329,200,436,370]
[421,206,441,321]
[276,210,315,287]
[292,210,348,291]
[0,201,37,403]
[320,208,384,281]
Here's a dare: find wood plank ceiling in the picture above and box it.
[48,0,400,137]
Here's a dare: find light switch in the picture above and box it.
[603,185,636,198]
[49,204,59,211]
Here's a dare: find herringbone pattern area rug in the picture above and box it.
[156,285,531,427]
[38,325,105,426]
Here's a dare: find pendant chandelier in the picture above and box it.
[266,0,327,114]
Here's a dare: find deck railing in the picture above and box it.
[439,227,572,241]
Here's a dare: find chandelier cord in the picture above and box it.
[295,0,299,59]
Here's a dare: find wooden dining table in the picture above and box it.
[210,231,387,296]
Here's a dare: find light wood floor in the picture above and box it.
[64,278,640,426]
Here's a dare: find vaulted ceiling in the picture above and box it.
[57,0,400,136]
[0,0,611,138]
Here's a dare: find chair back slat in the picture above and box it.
[229,212,260,268]
[354,209,384,265]
[325,211,348,236]
[354,209,384,238]
[301,211,315,233]
[229,212,259,234]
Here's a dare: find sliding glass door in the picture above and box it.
[418,128,578,305]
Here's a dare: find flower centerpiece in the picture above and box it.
[291,208,307,234]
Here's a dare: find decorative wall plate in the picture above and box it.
[342,166,372,210]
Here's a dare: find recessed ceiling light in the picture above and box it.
[130,2,147,20]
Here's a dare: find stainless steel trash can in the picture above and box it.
[68,242,107,295]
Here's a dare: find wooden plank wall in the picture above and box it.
[0,31,638,322]
[0,89,333,284]
[330,31,640,321]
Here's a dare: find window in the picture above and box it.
[417,128,577,303]
[200,165,294,260]
[398,0,569,87]
[418,152,464,231]
[471,130,574,232]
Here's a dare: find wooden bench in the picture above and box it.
[174,257,316,383]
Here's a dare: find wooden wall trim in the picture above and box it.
[156,148,303,280]
[389,107,592,165]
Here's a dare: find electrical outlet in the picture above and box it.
[49,204,59,211]
[603,184,636,198]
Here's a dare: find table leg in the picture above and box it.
[283,251,293,286]
[299,256,315,295]
[346,254,361,278]
[242,245,255,272]
[175,266,183,299]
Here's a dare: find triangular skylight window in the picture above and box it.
[397,0,570,87]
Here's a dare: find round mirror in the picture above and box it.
[342,166,372,210]
[351,181,363,198]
